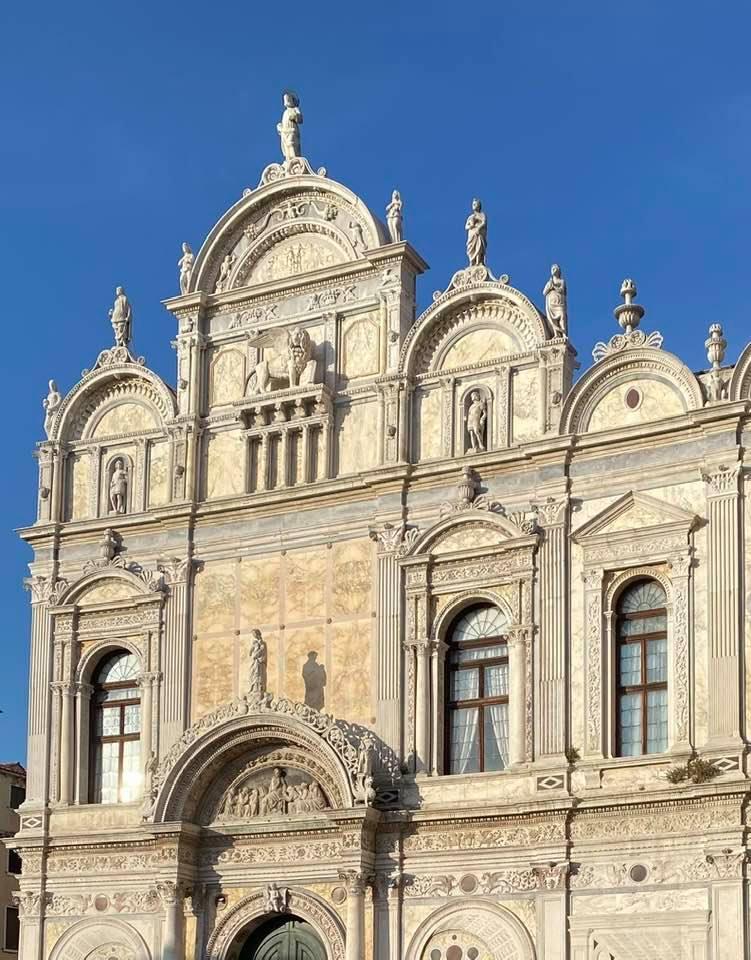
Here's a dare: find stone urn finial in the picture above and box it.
[614,278,645,334]
[705,322,727,370]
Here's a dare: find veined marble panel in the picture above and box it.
[337,401,378,475]
[91,401,158,438]
[588,377,685,433]
[206,431,245,498]
[147,439,170,508]
[512,367,539,444]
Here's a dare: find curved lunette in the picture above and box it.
[190,174,388,294]
[49,362,177,444]
[404,898,536,960]
[403,511,537,559]
[559,347,703,435]
[398,281,549,378]
[57,567,158,607]
[48,916,151,960]
[153,709,356,823]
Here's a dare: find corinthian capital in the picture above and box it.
[338,870,374,896]
[532,496,568,527]
[701,462,740,496]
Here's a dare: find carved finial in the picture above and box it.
[178,242,194,295]
[465,198,487,267]
[386,190,403,243]
[705,322,727,369]
[100,528,119,561]
[277,90,303,161]
[705,322,728,402]
[613,278,644,334]
[109,286,133,347]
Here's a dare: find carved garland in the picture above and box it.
[205,889,346,960]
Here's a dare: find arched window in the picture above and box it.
[446,604,509,774]
[90,651,141,803]
[616,579,668,757]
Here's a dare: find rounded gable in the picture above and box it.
[400,280,549,379]
[560,348,703,435]
[190,172,389,296]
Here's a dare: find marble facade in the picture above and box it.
[12,99,751,960]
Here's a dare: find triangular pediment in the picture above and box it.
[573,491,698,543]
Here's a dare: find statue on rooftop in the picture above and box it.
[178,242,194,295]
[42,380,61,438]
[109,287,132,347]
[543,263,567,337]
[386,190,403,243]
[277,91,303,161]
[465,198,487,267]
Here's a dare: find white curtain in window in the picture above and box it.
[486,703,509,767]
[450,709,479,773]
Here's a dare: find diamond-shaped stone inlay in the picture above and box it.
[712,756,739,773]
[537,774,564,791]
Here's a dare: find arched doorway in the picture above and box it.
[239,915,327,960]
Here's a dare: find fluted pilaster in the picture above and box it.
[158,559,192,751]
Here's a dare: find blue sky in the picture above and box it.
[0,1,748,761]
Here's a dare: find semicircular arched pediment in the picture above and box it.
[400,286,549,378]
[560,348,703,435]
[190,179,388,296]
[51,365,176,443]
[149,693,400,824]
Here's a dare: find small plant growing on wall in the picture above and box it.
[665,756,719,785]
[565,746,580,766]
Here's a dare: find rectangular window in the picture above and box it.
[7,849,21,875]
[9,785,25,810]
[5,906,19,951]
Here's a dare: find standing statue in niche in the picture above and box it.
[277,91,303,161]
[215,252,236,293]
[109,287,132,347]
[42,379,61,438]
[465,198,487,267]
[543,263,568,337]
[178,242,194,295]
[248,629,268,696]
[466,391,487,452]
[109,459,129,514]
[386,190,403,243]
[302,650,326,710]
[354,731,377,805]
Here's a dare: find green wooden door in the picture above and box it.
[240,916,327,960]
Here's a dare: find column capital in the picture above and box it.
[700,462,741,497]
[50,680,75,697]
[506,625,532,648]
[338,870,374,896]
[581,567,604,590]
[75,682,94,700]
[156,880,186,908]
[532,496,569,527]
[158,557,192,585]
[139,671,162,688]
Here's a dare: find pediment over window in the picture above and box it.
[572,491,698,566]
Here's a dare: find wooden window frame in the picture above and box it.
[89,656,140,804]
[615,581,668,757]
[445,630,509,774]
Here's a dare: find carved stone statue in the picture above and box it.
[215,253,236,294]
[42,380,61,438]
[109,459,128,514]
[466,390,487,452]
[246,326,317,395]
[264,882,288,914]
[277,91,303,161]
[543,263,567,336]
[109,287,132,347]
[144,750,158,795]
[386,190,403,243]
[100,527,118,561]
[178,242,194,295]
[248,629,267,696]
[354,731,377,805]
[465,198,487,267]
